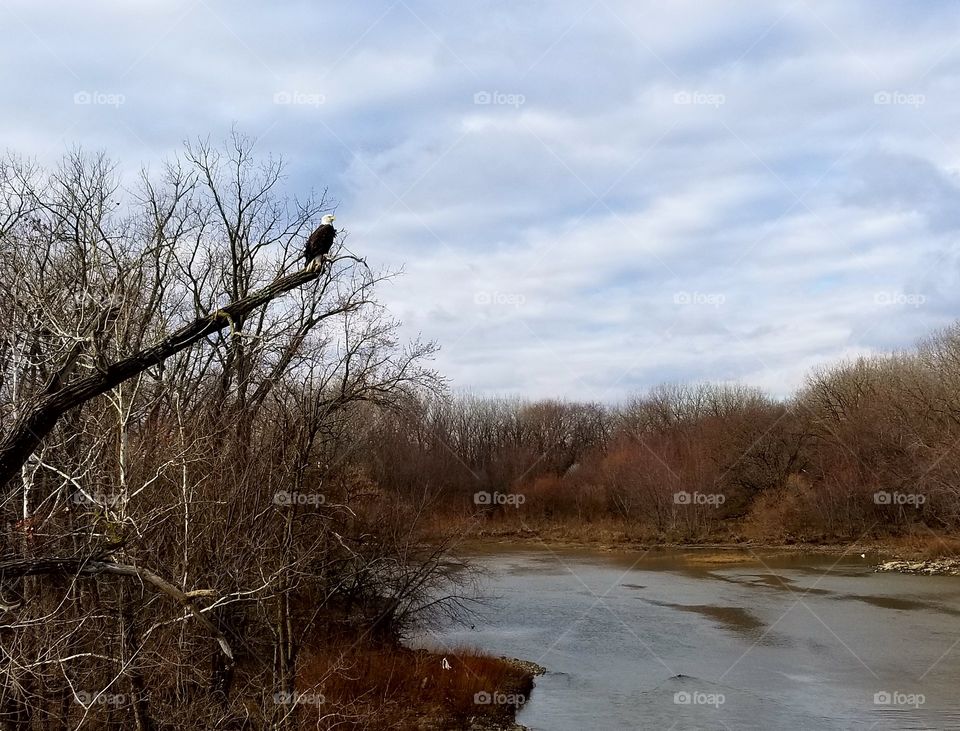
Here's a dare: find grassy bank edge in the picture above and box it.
[446,521,960,564]
[299,644,544,730]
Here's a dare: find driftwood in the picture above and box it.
[0,265,329,491]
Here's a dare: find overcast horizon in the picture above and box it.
[4,1,960,402]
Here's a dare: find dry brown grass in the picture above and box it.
[295,642,534,730]
[433,509,960,559]
[887,534,960,559]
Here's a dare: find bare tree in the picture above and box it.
[0,138,462,730]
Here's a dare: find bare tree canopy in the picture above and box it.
[0,136,470,730]
[0,266,340,490]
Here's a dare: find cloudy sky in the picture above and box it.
[4,0,960,401]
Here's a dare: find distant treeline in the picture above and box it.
[363,325,960,543]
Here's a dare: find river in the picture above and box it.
[419,546,960,730]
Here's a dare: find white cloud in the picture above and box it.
[4,0,960,400]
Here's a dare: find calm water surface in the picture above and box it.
[419,546,960,730]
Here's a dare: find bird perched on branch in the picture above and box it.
[304,214,337,271]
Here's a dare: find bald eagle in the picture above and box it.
[304,214,337,271]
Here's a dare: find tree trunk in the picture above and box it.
[0,268,324,491]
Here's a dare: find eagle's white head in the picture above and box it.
[321,214,336,226]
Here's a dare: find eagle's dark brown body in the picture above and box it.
[304,223,336,267]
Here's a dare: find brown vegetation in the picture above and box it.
[363,340,960,551]
[297,644,534,729]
